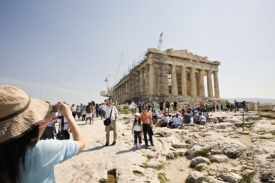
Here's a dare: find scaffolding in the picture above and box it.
[152,52,169,100]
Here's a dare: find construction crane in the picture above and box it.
[157,32,163,50]
[100,52,124,98]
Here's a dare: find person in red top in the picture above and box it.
[140,107,154,148]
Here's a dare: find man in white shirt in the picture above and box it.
[105,98,119,146]
[171,112,183,128]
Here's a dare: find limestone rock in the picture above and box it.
[186,145,210,159]
[195,163,208,171]
[259,133,274,139]
[260,162,275,182]
[186,171,205,183]
[190,156,211,168]
[172,142,189,149]
[211,155,229,163]
[219,172,242,183]
[214,122,234,129]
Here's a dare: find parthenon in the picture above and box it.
[112,48,220,104]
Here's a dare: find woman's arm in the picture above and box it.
[56,102,85,153]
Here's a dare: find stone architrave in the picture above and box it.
[181,66,187,96]
[207,70,213,97]
[199,70,205,97]
[213,71,220,98]
[190,67,197,97]
[171,64,178,96]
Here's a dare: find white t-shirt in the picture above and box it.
[105,105,118,120]
[173,116,183,126]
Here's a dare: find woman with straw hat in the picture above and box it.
[0,85,85,183]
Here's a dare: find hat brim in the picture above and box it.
[0,97,52,144]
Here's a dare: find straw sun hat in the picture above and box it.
[0,85,55,144]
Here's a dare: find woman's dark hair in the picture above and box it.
[133,118,141,126]
[0,125,40,183]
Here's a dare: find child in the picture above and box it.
[132,113,143,149]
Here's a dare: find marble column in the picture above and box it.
[213,71,220,98]
[171,64,178,96]
[207,70,214,97]
[181,66,187,96]
[136,71,140,97]
[145,66,149,95]
[139,68,144,95]
[190,67,197,97]
[199,70,205,97]
[148,63,154,95]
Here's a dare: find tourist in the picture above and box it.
[162,112,171,127]
[153,101,158,111]
[234,100,239,112]
[85,102,92,124]
[81,104,86,121]
[90,101,96,124]
[152,108,159,124]
[198,112,206,125]
[140,107,154,148]
[171,112,183,128]
[243,101,248,112]
[130,100,137,118]
[183,109,193,125]
[173,100,178,112]
[0,85,85,183]
[203,111,209,121]
[100,101,106,120]
[71,104,77,119]
[159,100,164,112]
[76,105,81,121]
[138,101,142,113]
[165,101,170,114]
[95,103,100,118]
[193,110,200,124]
[131,113,143,149]
[40,113,59,140]
[105,98,118,146]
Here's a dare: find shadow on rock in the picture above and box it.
[81,145,105,153]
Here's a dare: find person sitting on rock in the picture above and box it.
[203,111,209,122]
[171,112,183,128]
[198,112,206,125]
[156,112,171,127]
[183,110,193,125]
[152,109,159,124]
[193,110,200,124]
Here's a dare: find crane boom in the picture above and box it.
[114,51,124,86]
[157,32,163,50]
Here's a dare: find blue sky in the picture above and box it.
[0,0,274,105]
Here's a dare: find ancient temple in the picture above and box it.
[112,48,220,103]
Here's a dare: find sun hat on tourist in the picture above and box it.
[0,85,55,144]
[135,113,140,117]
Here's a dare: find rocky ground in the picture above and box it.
[54,110,275,183]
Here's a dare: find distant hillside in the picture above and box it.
[225,98,275,104]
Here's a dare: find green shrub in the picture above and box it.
[240,169,257,183]
[133,170,144,177]
[195,149,210,158]
[157,173,168,183]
